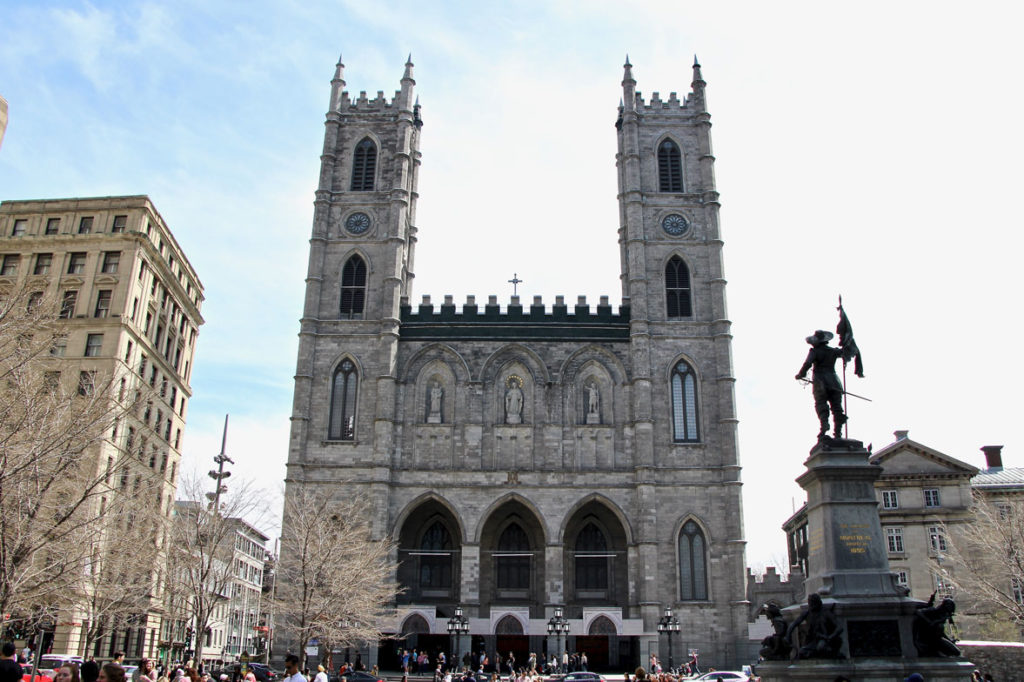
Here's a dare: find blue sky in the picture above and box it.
[2,0,1022,569]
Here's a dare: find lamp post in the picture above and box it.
[546,607,570,672]
[446,606,469,671]
[656,606,680,672]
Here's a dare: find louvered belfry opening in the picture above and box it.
[340,255,367,318]
[658,139,682,192]
[350,138,377,191]
[665,256,692,318]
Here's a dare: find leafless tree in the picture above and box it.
[0,285,145,625]
[166,473,268,665]
[275,486,399,669]
[938,491,1024,638]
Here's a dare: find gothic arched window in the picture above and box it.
[575,522,609,591]
[419,522,453,590]
[328,359,358,440]
[496,523,531,590]
[658,139,683,192]
[350,138,377,191]
[671,360,699,442]
[666,256,692,318]
[678,520,707,600]
[340,255,367,319]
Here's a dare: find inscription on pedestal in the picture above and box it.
[848,620,901,657]
[839,522,871,555]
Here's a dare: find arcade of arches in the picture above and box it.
[384,497,701,672]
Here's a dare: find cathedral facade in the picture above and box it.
[282,56,750,670]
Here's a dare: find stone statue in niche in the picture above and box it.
[586,383,601,425]
[504,376,523,424]
[427,381,443,424]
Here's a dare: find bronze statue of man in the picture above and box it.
[796,330,848,440]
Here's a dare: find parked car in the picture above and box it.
[338,672,384,682]
[247,663,276,682]
[563,674,605,682]
[38,657,84,671]
[21,664,54,682]
[693,672,749,682]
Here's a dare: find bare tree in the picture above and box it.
[0,285,144,625]
[72,474,167,655]
[939,491,1024,638]
[167,473,268,665]
[275,486,399,669]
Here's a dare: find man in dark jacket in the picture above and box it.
[0,643,22,682]
[796,330,849,440]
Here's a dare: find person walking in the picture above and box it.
[0,643,22,682]
[282,657,304,682]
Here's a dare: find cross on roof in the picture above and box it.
[508,273,523,296]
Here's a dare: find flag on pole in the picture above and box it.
[836,296,864,378]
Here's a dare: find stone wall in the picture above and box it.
[958,641,1024,680]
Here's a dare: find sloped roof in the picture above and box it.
[973,467,1024,490]
[869,436,979,476]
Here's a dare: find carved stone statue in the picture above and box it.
[795,330,849,441]
[586,383,600,424]
[913,592,960,657]
[787,593,844,660]
[427,382,443,424]
[758,603,791,661]
[504,379,523,424]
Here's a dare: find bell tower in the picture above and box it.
[289,55,423,470]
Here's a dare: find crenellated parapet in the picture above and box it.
[399,294,630,341]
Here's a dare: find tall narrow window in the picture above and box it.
[658,139,683,192]
[575,522,609,592]
[496,523,531,591]
[95,290,112,317]
[419,522,453,591]
[45,218,60,235]
[11,219,27,236]
[340,255,367,319]
[34,253,52,275]
[328,359,358,440]
[350,138,377,191]
[665,256,692,318]
[60,290,78,318]
[670,360,699,442]
[678,520,707,600]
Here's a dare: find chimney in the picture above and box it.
[893,430,909,441]
[981,445,1004,470]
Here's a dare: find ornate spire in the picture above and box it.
[399,53,415,110]
[622,55,636,112]
[692,54,704,85]
[329,52,346,112]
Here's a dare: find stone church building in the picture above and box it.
[281,55,750,670]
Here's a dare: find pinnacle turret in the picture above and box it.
[329,52,346,112]
[622,55,637,112]
[692,54,704,85]
[399,54,416,110]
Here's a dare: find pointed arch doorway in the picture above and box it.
[494,615,529,674]
[575,616,618,671]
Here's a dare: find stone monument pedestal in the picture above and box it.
[755,439,974,681]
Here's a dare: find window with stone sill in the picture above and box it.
[670,359,700,442]
[67,252,86,274]
[78,216,93,234]
[678,519,708,600]
[924,488,941,508]
[84,333,103,357]
[1,254,20,275]
[328,359,358,440]
[895,570,910,590]
[34,253,52,275]
[885,526,904,553]
[45,218,60,235]
[111,215,127,233]
[882,489,899,509]
[102,251,120,274]
[11,219,27,236]
[665,256,692,319]
[94,290,112,318]
[928,526,947,552]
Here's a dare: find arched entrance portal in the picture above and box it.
[396,498,462,607]
[494,615,529,674]
[576,615,618,671]
[479,499,546,616]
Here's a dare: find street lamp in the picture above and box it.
[656,606,680,672]
[546,607,570,672]
[446,606,469,671]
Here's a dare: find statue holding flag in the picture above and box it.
[795,297,864,441]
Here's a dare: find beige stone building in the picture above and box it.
[0,195,204,659]
[280,56,750,671]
